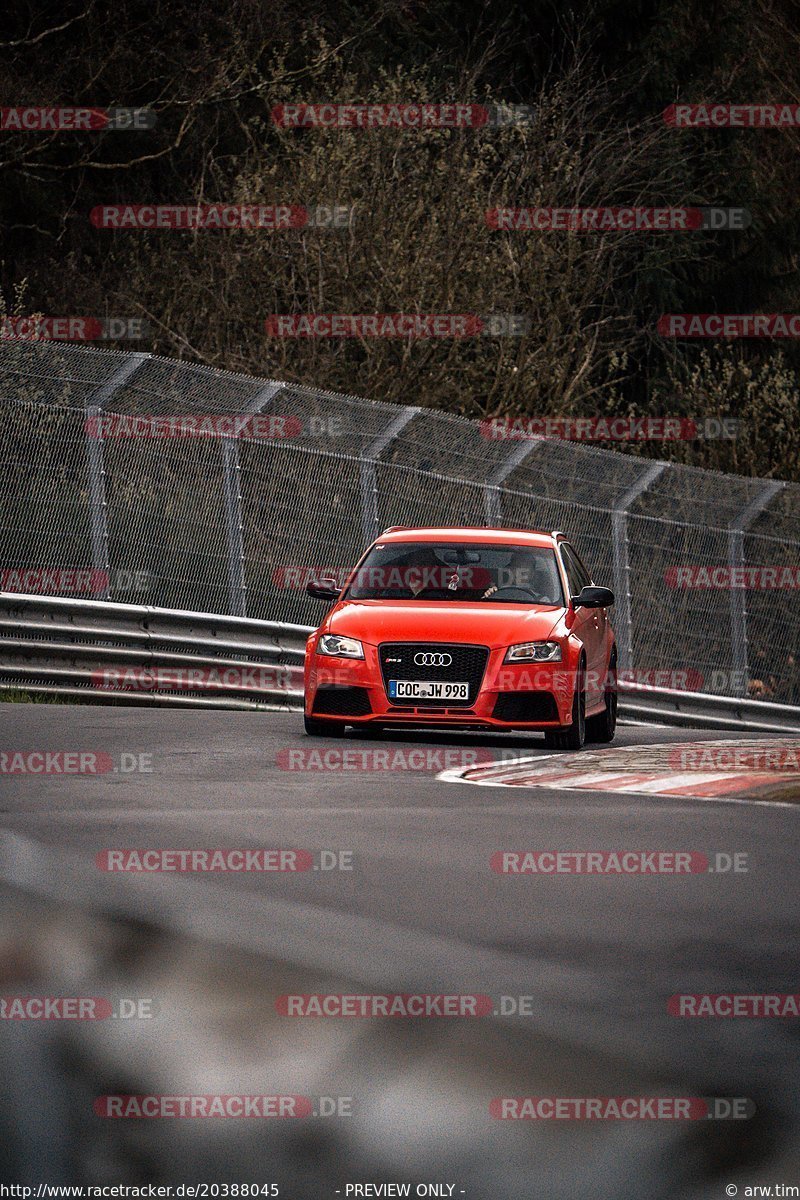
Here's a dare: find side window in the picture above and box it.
[560,544,591,596]
[572,547,593,590]
[558,546,578,596]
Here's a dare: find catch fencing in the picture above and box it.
[1,341,798,701]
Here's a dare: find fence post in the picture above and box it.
[359,408,419,545]
[728,481,785,697]
[484,438,542,526]
[221,440,246,617]
[222,382,283,617]
[85,353,150,600]
[611,461,668,674]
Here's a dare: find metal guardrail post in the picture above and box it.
[85,354,151,601]
[728,481,785,697]
[611,461,668,673]
[484,437,542,526]
[222,383,283,617]
[359,408,419,544]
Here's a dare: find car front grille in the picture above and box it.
[378,642,490,707]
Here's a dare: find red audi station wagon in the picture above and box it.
[303,527,617,750]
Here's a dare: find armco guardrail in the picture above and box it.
[616,682,800,734]
[0,592,307,710]
[2,592,800,732]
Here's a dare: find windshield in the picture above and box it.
[343,542,565,604]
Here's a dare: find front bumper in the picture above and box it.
[305,642,577,729]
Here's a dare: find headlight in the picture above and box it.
[504,641,562,663]
[318,634,364,659]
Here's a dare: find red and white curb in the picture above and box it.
[437,739,800,806]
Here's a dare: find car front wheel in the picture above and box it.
[585,649,617,744]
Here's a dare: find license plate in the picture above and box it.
[388,679,469,700]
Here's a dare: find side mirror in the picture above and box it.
[306,578,340,601]
[573,585,615,609]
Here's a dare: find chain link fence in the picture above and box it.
[2,341,798,702]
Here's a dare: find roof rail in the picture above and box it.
[381,525,410,535]
[551,530,567,540]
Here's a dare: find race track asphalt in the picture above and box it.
[1,704,798,1197]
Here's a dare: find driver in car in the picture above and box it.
[406,548,443,596]
[481,551,559,603]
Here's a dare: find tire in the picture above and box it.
[542,659,586,751]
[585,649,617,745]
[304,713,347,737]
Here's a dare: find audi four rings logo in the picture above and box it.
[414,652,453,666]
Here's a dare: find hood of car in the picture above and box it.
[325,600,565,648]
